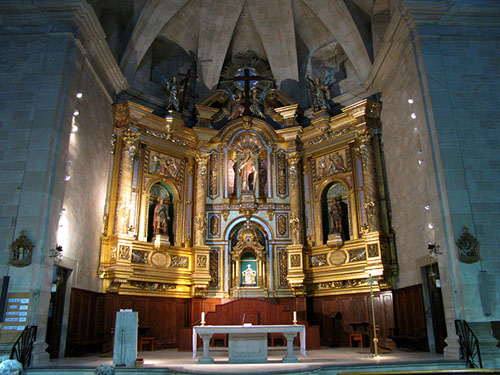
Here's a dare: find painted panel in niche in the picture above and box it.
[311,148,351,182]
[147,150,185,183]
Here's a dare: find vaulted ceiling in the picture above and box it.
[92,0,392,109]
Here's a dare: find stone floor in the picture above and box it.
[31,347,466,374]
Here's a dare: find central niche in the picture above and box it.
[229,223,268,297]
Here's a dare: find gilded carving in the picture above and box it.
[194,214,207,245]
[197,255,207,268]
[208,214,220,238]
[208,151,218,198]
[289,214,300,245]
[310,254,328,267]
[276,150,288,197]
[119,245,130,260]
[110,246,117,260]
[196,153,209,189]
[329,250,347,266]
[277,213,288,237]
[368,243,379,258]
[113,103,130,127]
[290,254,301,268]
[209,248,219,289]
[169,255,189,268]
[348,248,366,262]
[221,209,230,221]
[129,281,176,290]
[287,152,300,189]
[267,210,274,221]
[131,250,149,264]
[278,248,288,288]
[121,128,139,166]
[151,252,170,268]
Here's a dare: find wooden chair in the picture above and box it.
[138,337,155,351]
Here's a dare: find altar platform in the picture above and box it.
[24,346,481,375]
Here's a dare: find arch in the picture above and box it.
[321,180,350,244]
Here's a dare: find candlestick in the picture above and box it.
[368,274,379,358]
[201,312,205,326]
[293,311,297,325]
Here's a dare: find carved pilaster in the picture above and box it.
[194,153,209,246]
[357,130,380,232]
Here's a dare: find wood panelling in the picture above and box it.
[391,284,428,351]
[307,291,395,349]
[66,289,396,355]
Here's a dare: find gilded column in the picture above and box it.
[286,151,305,294]
[192,152,211,295]
[358,130,380,232]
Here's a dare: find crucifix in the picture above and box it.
[232,68,263,116]
[178,69,198,112]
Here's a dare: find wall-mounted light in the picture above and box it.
[424,204,431,211]
[410,113,417,119]
[65,175,71,181]
[408,99,414,104]
[71,125,78,133]
[73,110,79,116]
[428,223,434,229]
[76,92,83,99]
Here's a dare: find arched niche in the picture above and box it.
[147,182,174,243]
[229,223,268,295]
[321,181,350,244]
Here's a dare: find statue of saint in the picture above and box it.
[242,264,257,285]
[307,68,337,112]
[165,76,180,112]
[238,149,257,192]
[329,198,344,235]
[153,197,170,234]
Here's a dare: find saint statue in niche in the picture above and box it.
[329,198,344,234]
[239,149,257,192]
[242,264,257,285]
[153,196,170,234]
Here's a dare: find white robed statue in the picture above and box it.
[242,264,257,285]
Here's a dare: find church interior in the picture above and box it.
[0,0,499,371]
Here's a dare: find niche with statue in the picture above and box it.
[322,181,350,244]
[147,182,174,244]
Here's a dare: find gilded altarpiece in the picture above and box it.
[99,98,394,299]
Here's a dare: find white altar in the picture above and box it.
[192,324,306,363]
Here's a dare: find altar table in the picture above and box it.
[193,324,306,363]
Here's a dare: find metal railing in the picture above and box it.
[10,325,37,368]
[455,320,482,368]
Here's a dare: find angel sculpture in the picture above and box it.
[249,87,269,119]
[307,67,337,112]
[226,86,245,120]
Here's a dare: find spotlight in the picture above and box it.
[408,99,414,104]
[424,204,431,210]
[73,110,79,116]
[428,223,434,229]
[418,159,424,165]
[76,92,83,98]
[411,113,417,119]
[65,175,71,181]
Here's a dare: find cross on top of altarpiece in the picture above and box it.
[232,67,263,116]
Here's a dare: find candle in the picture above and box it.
[293,311,297,322]
[201,312,205,322]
